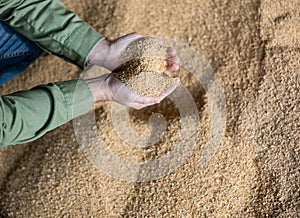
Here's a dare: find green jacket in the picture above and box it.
[0,0,105,147]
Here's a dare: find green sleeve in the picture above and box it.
[0,80,93,148]
[0,0,105,68]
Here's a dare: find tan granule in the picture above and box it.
[113,37,176,96]
[0,0,299,217]
[119,37,167,64]
[126,72,175,97]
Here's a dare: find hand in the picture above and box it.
[86,73,180,110]
[86,32,181,109]
[87,33,180,72]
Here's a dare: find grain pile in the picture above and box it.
[113,37,176,96]
[0,0,299,217]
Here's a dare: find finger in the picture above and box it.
[164,70,171,76]
[157,78,180,101]
[135,95,160,104]
[115,33,145,54]
[130,78,180,108]
[120,32,145,41]
[166,55,180,65]
[167,48,176,56]
[166,63,180,72]
[130,102,154,110]
[130,102,145,110]
[135,78,180,105]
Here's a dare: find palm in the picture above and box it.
[102,33,144,71]
[105,73,180,110]
[88,33,181,109]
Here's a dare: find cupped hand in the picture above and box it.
[87,33,143,70]
[87,33,180,72]
[104,73,180,109]
[86,33,181,109]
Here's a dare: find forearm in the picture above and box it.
[85,74,111,102]
[0,80,93,147]
[0,0,105,68]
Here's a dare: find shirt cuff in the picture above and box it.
[55,79,93,121]
[84,38,106,69]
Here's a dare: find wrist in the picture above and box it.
[87,39,111,67]
[86,74,110,103]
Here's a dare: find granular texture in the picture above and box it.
[115,68,175,97]
[119,37,167,64]
[0,0,299,217]
[113,37,176,96]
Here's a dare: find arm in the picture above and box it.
[0,0,180,71]
[0,0,104,68]
[0,80,93,147]
[0,74,180,148]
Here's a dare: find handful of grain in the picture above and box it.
[113,37,176,97]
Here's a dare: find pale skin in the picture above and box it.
[85,33,180,109]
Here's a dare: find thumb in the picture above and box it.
[113,32,145,53]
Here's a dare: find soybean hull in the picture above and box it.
[113,37,175,97]
[0,0,299,217]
